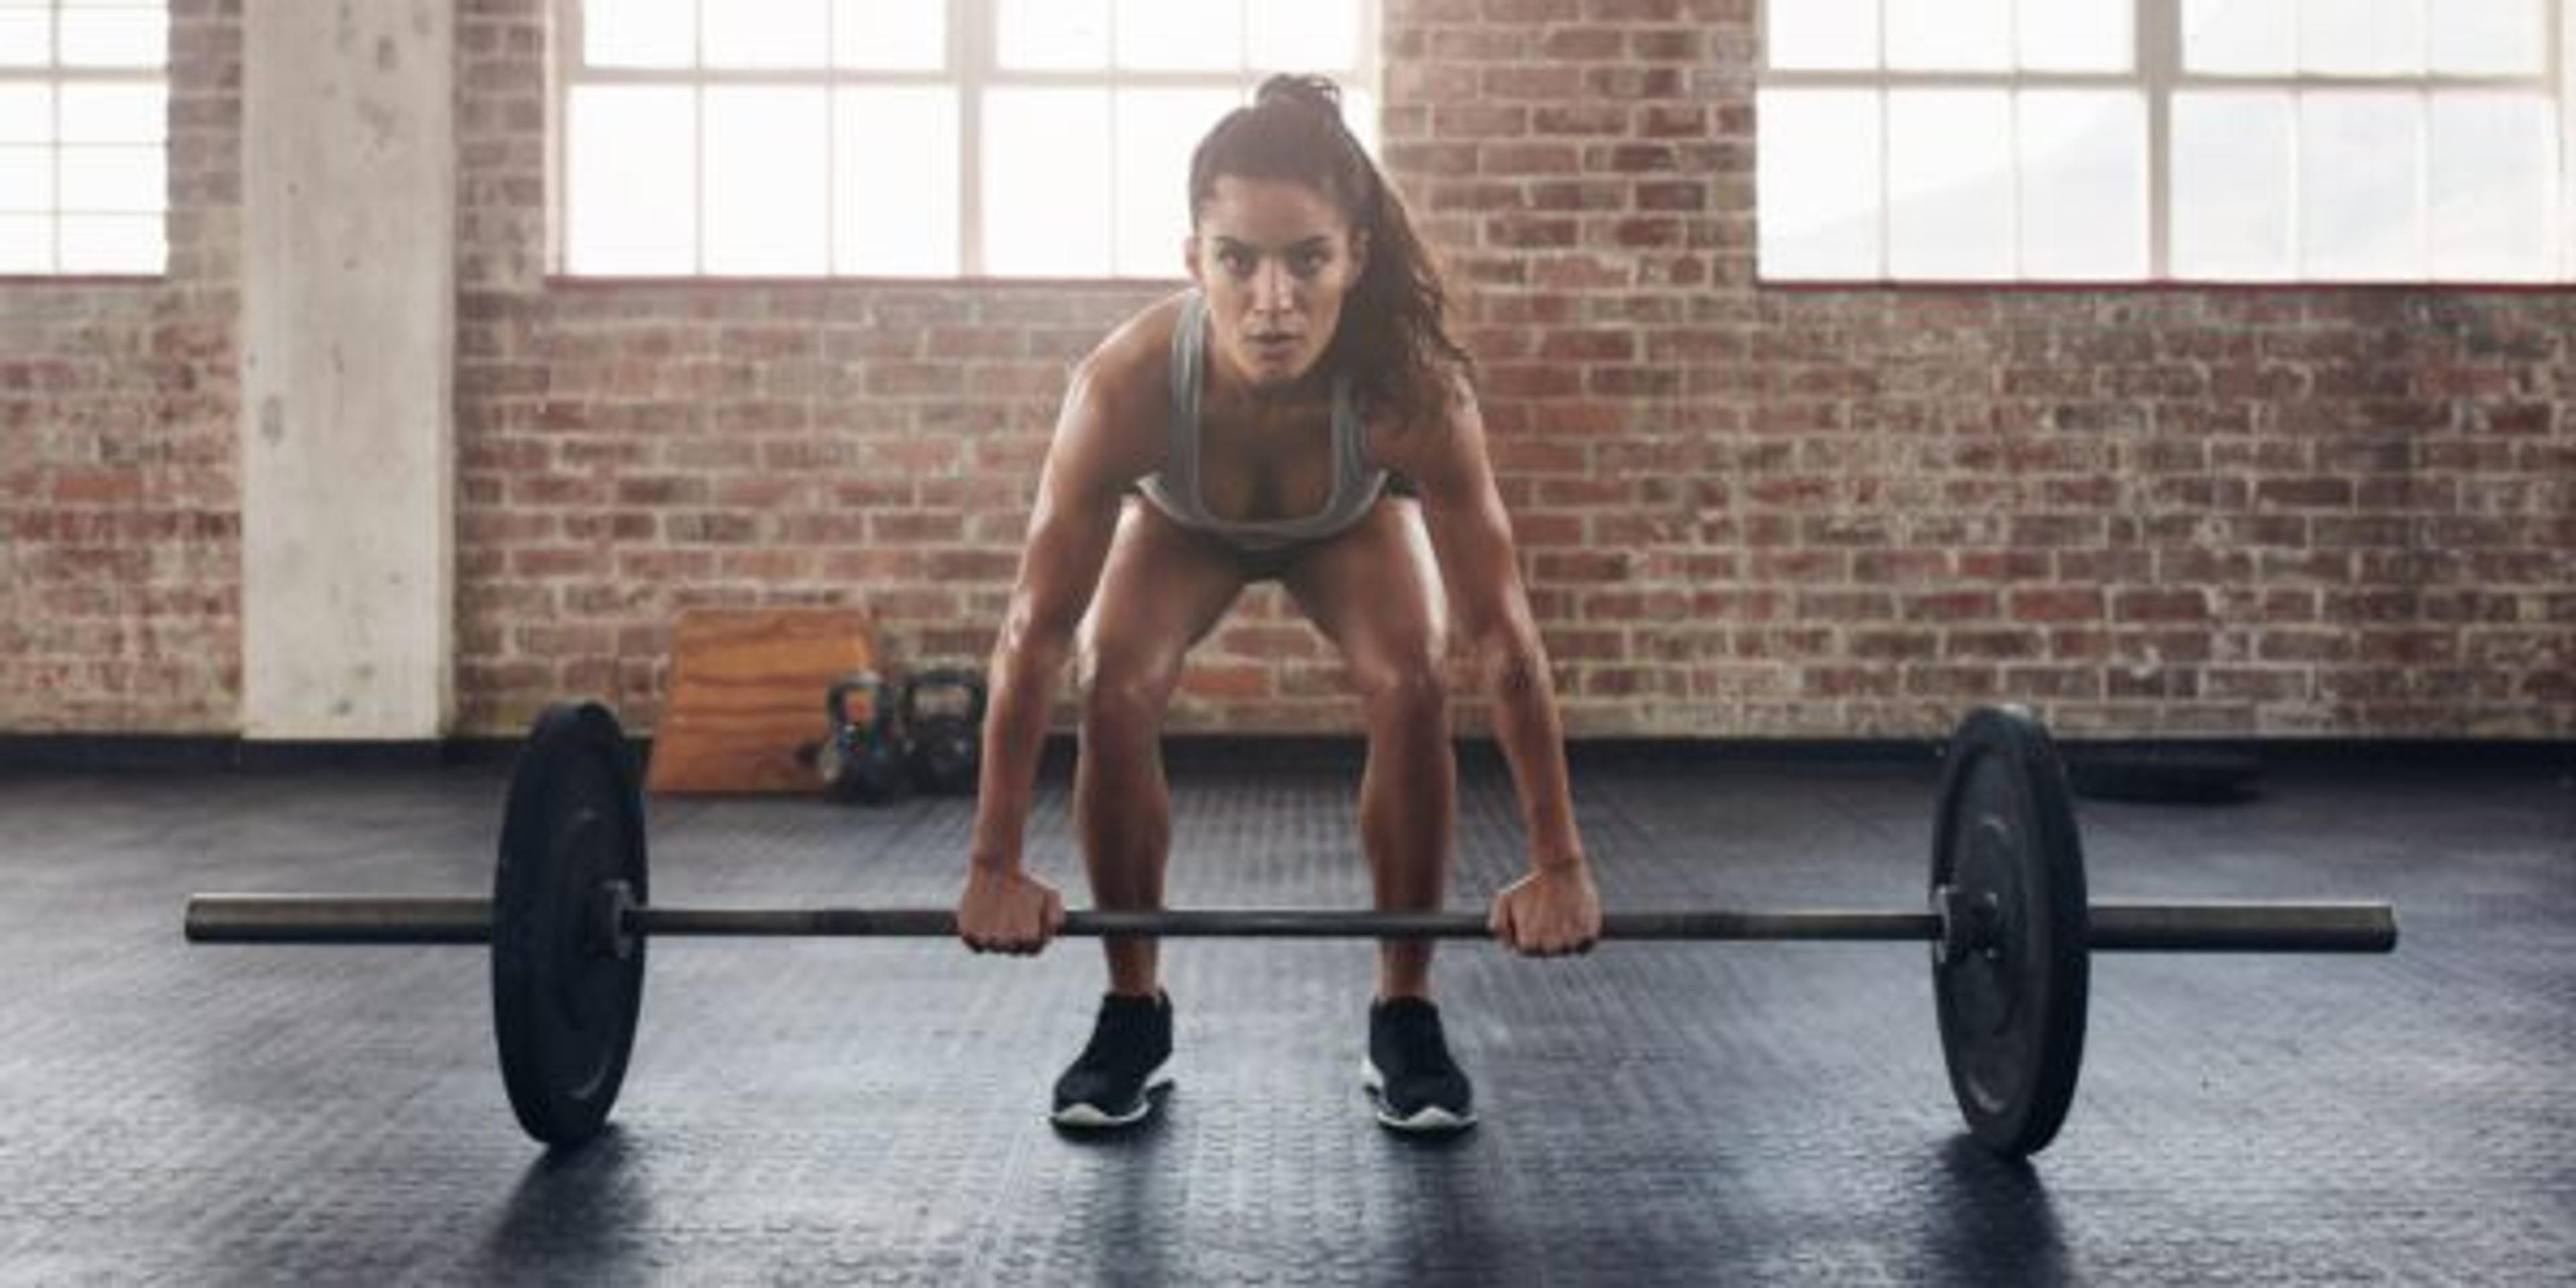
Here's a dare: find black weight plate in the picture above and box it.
[1930,706,2088,1157]
[492,701,648,1147]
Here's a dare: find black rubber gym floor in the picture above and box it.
[3,745,2568,1283]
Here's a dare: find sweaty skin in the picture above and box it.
[956,175,1600,988]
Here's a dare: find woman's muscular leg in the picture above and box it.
[1283,499,1454,1000]
[1073,499,1250,996]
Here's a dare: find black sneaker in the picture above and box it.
[1362,997,1477,1133]
[1049,991,1174,1129]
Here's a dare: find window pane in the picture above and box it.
[2018,90,2145,278]
[998,0,1109,70]
[834,0,945,70]
[2428,0,2544,75]
[1756,88,1881,278]
[835,87,957,274]
[60,84,163,144]
[2018,0,2131,72]
[566,85,696,274]
[704,0,828,69]
[0,144,47,209]
[584,0,694,68]
[2300,91,2424,279]
[58,212,158,272]
[703,87,827,273]
[0,212,52,271]
[1247,0,1358,72]
[1886,0,2009,71]
[2429,92,2555,280]
[59,7,166,68]
[2298,0,2422,76]
[2183,0,2294,74]
[1116,0,1240,71]
[1116,87,1240,277]
[58,144,158,211]
[1342,87,1377,158]
[1764,0,1877,70]
[2173,91,2294,278]
[1886,89,2012,278]
[984,88,1112,275]
[0,84,48,143]
[0,10,49,67]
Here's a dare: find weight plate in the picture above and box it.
[1930,706,2088,1157]
[492,702,648,1147]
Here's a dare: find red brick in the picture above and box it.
[1487,215,1580,248]
[2008,589,2104,623]
[1532,105,1630,137]
[1534,551,1630,584]
[2114,590,2211,623]
[1540,28,1625,59]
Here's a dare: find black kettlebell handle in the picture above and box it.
[898,667,989,727]
[827,670,902,737]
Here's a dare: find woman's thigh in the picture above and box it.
[1278,499,1448,688]
[1075,498,1256,695]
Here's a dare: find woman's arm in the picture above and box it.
[1398,378,1587,875]
[969,358,1152,873]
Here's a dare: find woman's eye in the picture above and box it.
[1291,251,1327,276]
[1220,249,1253,274]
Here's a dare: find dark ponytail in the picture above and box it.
[1189,74,1471,432]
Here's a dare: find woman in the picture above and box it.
[955,76,1599,1134]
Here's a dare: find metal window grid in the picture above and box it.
[549,0,1383,279]
[1756,0,2572,284]
[0,0,168,276]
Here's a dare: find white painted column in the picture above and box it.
[239,2,455,739]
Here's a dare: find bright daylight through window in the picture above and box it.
[561,0,1378,278]
[0,0,168,275]
[1758,0,2570,283]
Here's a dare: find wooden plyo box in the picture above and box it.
[645,607,877,796]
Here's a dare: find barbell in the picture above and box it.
[182,702,2397,1157]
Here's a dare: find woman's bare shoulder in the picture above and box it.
[1075,291,1191,407]
[1052,291,1194,482]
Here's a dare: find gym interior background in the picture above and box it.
[3,0,2571,1281]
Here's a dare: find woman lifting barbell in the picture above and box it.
[953,74,1602,1134]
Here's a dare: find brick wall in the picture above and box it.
[8,0,2572,739]
[0,0,239,734]
[1384,0,2572,737]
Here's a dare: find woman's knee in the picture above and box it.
[1354,649,1450,726]
[1077,646,1181,732]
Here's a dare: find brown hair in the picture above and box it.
[1189,74,1471,430]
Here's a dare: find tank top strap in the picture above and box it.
[1329,373,1358,481]
[1165,291,1208,504]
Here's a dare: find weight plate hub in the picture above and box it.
[492,701,649,1147]
[1930,706,2089,1158]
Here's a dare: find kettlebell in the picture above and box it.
[900,667,988,796]
[817,669,910,804]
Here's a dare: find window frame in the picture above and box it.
[0,0,169,279]
[547,0,1383,280]
[1756,0,2576,286]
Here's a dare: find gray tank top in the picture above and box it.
[1135,291,1388,552]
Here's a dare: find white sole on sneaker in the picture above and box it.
[1048,1058,1175,1129]
[1360,1057,1477,1133]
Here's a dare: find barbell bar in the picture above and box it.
[180,700,2400,1158]
[185,896,2398,952]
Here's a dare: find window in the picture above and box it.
[0,0,167,275]
[557,0,1379,278]
[1758,0,2569,282]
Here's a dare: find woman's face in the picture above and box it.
[1187,175,1368,394]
